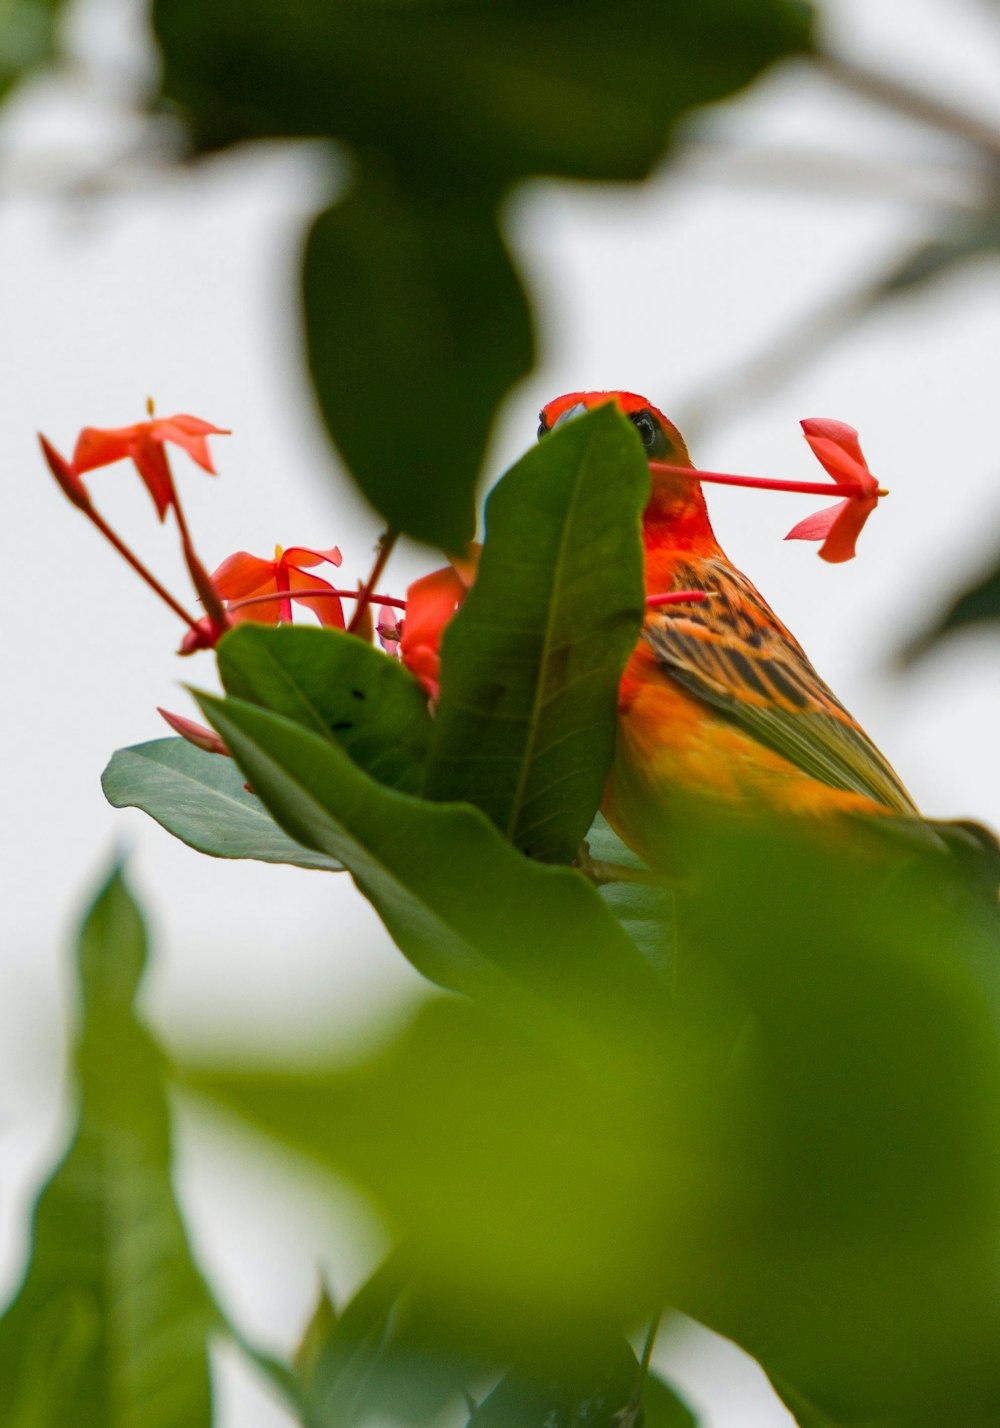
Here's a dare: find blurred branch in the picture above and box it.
[819,52,1000,165]
[680,139,989,210]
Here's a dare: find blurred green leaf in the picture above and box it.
[196,691,661,1015]
[0,865,216,1427]
[466,1337,644,1427]
[152,0,811,549]
[217,623,432,792]
[0,0,61,100]
[899,548,1000,664]
[874,211,1000,301]
[667,812,1000,1424]
[644,1371,700,1427]
[102,736,343,870]
[304,166,532,550]
[182,992,705,1357]
[295,1254,479,1427]
[423,406,647,862]
[587,813,675,976]
[152,0,813,181]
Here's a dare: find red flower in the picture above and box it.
[785,418,884,564]
[399,547,479,699]
[211,545,346,627]
[73,413,230,521]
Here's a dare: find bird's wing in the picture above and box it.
[646,556,918,814]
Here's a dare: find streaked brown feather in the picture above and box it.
[645,556,918,815]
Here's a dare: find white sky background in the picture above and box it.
[4,0,1000,1423]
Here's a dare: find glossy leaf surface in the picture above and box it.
[424,406,647,863]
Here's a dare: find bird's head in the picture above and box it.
[537,390,715,546]
[537,390,691,465]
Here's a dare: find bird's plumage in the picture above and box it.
[538,390,919,871]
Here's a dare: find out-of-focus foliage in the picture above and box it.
[149,0,813,550]
[0,0,64,101]
[0,866,217,1427]
[182,807,1000,1428]
[901,551,1000,664]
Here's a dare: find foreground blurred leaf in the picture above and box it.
[304,167,532,550]
[424,405,647,862]
[295,1254,478,1427]
[153,0,811,549]
[669,812,1000,1424]
[0,0,62,101]
[152,0,813,182]
[899,546,1000,664]
[217,623,432,792]
[197,692,661,1016]
[0,865,216,1427]
[466,1337,679,1427]
[586,812,675,976]
[183,991,711,1356]
[102,736,343,870]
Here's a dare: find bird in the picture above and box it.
[537,389,993,878]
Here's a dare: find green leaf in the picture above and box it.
[0,865,217,1428]
[586,812,676,977]
[899,547,1000,665]
[195,691,660,1015]
[295,1254,478,1428]
[644,1372,700,1427]
[423,405,647,863]
[216,623,432,793]
[303,166,532,549]
[0,0,61,101]
[466,1338,642,1427]
[102,736,343,870]
[152,0,813,183]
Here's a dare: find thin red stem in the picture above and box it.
[84,504,205,632]
[171,479,231,634]
[226,588,407,614]
[349,530,398,635]
[649,461,888,499]
[646,590,711,607]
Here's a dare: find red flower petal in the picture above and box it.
[130,433,176,520]
[73,424,138,473]
[800,418,873,491]
[153,415,229,474]
[211,550,280,599]
[281,545,343,570]
[287,566,346,627]
[400,566,469,697]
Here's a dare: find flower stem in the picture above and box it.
[226,588,407,615]
[349,530,398,635]
[649,461,887,499]
[84,504,205,632]
[646,590,711,608]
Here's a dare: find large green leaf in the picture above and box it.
[195,691,661,1019]
[102,736,342,870]
[216,621,432,794]
[304,167,532,550]
[423,405,647,863]
[0,866,216,1428]
[152,0,813,183]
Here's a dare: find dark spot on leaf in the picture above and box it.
[351,688,366,700]
[331,721,353,732]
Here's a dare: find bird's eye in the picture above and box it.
[629,408,670,459]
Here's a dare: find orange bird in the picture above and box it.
[537,390,920,872]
